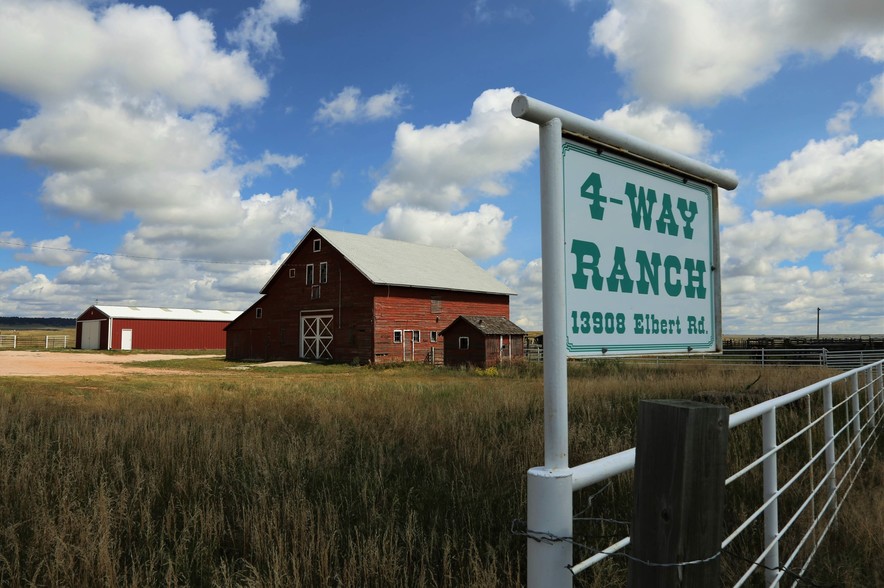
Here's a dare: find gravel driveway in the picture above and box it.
[0,351,219,377]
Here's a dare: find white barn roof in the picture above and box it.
[89,305,242,322]
[265,228,515,296]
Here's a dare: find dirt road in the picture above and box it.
[0,351,219,377]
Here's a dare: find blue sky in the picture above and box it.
[0,0,882,335]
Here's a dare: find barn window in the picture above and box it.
[430,331,438,343]
[313,239,321,252]
[459,336,469,350]
[393,330,402,343]
[256,308,263,319]
[412,330,420,342]
[289,268,296,278]
[311,285,321,300]
[306,264,314,285]
[430,296,442,314]
[319,262,328,284]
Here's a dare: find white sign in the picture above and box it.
[563,139,720,355]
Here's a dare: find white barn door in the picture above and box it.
[300,314,333,360]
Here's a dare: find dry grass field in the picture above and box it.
[0,358,880,586]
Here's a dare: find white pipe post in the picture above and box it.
[526,115,573,587]
[849,373,861,457]
[822,383,837,500]
[762,409,779,587]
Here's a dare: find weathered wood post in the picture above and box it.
[628,400,729,587]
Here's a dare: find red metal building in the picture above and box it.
[76,305,240,351]
[225,227,517,364]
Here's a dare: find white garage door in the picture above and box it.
[81,321,101,350]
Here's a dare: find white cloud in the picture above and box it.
[826,102,859,135]
[0,1,317,266]
[0,231,25,250]
[721,209,842,277]
[15,235,85,267]
[591,0,884,105]
[488,257,543,330]
[227,0,305,56]
[0,1,266,111]
[315,85,407,124]
[717,188,743,227]
[0,266,31,290]
[865,72,884,115]
[759,135,884,205]
[369,203,512,260]
[596,101,712,157]
[367,87,536,213]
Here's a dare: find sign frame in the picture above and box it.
[561,134,722,357]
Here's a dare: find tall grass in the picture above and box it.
[0,362,879,586]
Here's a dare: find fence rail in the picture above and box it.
[558,358,884,586]
[526,346,884,370]
[0,333,70,349]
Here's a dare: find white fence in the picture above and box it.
[530,358,883,586]
[526,346,884,370]
[44,335,68,349]
[0,334,16,349]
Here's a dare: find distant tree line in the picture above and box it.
[0,317,76,329]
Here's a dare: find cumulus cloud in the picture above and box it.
[0,1,317,266]
[865,73,884,115]
[369,204,512,260]
[0,266,31,290]
[315,85,407,124]
[721,209,842,276]
[720,218,883,334]
[0,1,266,111]
[227,0,305,56]
[0,231,25,250]
[591,0,884,105]
[596,101,712,157]
[759,135,884,206]
[826,103,859,135]
[15,236,86,267]
[367,87,536,213]
[488,257,543,330]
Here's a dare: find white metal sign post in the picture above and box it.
[512,95,738,587]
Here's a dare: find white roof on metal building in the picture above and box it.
[90,305,242,322]
[266,228,515,296]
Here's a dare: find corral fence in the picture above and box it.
[525,346,884,370]
[525,358,884,586]
[0,334,70,350]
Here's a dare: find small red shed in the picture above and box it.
[76,305,241,351]
[440,315,526,368]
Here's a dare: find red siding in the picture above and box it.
[110,319,228,350]
[372,287,508,364]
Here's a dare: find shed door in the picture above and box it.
[81,321,101,350]
[121,329,133,351]
[301,314,333,360]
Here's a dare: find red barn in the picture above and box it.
[76,305,240,351]
[225,227,516,364]
[440,315,526,368]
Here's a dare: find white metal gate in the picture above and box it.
[300,314,333,360]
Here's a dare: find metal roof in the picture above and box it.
[88,305,242,322]
[264,228,516,296]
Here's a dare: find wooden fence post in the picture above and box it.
[627,399,729,587]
